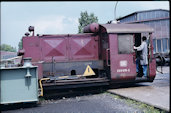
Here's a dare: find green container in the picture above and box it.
[0,66,38,104]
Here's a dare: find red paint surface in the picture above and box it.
[21,24,156,82]
[33,63,43,79]
[148,34,156,79]
[109,34,136,80]
[22,34,99,63]
[41,37,68,62]
[83,23,99,33]
[149,59,156,79]
[23,36,41,62]
[69,36,98,60]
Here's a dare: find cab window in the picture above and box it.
[118,34,134,54]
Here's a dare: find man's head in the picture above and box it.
[142,36,147,41]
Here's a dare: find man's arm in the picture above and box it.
[134,42,144,51]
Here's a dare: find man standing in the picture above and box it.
[135,48,142,76]
[134,36,148,78]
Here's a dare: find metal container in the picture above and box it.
[0,66,38,104]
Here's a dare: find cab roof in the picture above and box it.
[100,23,154,33]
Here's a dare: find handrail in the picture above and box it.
[106,48,110,66]
[39,78,50,97]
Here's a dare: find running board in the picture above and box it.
[43,77,109,86]
[135,77,149,82]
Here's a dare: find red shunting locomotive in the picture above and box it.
[18,23,156,92]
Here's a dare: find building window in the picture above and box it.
[162,38,168,53]
[139,13,142,20]
[153,38,170,54]
[156,11,160,18]
[118,34,134,54]
[157,39,162,53]
[169,38,170,50]
[165,12,169,17]
[151,11,155,19]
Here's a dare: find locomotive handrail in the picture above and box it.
[132,51,136,64]
[39,78,50,97]
[106,48,110,66]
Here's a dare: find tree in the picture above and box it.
[0,44,17,52]
[78,11,98,33]
[18,38,23,50]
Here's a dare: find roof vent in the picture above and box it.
[25,32,30,36]
[28,26,35,36]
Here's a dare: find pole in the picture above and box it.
[114,1,118,21]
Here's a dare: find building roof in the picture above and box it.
[134,8,169,14]
[0,51,17,60]
[117,9,169,20]
[100,23,154,33]
[0,56,22,61]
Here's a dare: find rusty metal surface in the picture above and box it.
[100,23,154,33]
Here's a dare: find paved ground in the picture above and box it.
[156,66,170,74]
[108,66,170,112]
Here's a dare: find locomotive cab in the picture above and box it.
[98,23,156,83]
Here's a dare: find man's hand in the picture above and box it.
[133,46,137,49]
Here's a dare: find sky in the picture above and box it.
[1,1,170,50]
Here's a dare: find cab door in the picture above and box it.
[108,34,136,81]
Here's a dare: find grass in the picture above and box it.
[38,97,45,103]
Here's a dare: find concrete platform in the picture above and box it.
[108,66,170,112]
